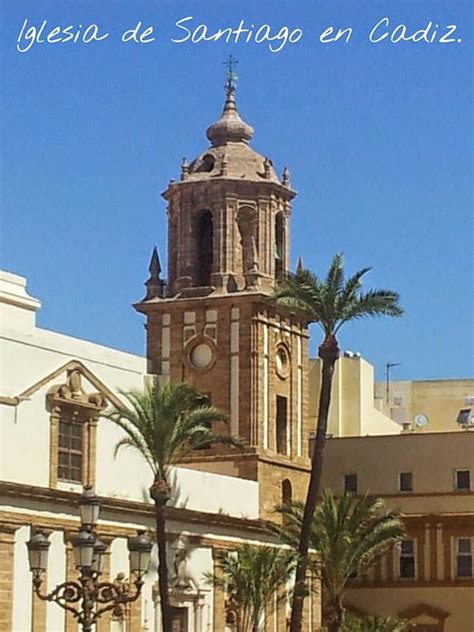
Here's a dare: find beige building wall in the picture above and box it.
[309,354,473,438]
[375,378,474,433]
[321,432,474,631]
[309,356,400,438]
[345,586,473,632]
[321,432,474,505]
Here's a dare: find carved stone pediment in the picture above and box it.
[47,367,108,413]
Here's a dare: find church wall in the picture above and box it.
[257,458,310,521]
[1,387,51,486]
[0,322,145,398]
[1,482,315,632]
[0,279,260,520]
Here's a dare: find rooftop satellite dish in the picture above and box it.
[415,414,429,428]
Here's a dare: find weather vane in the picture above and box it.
[223,54,239,95]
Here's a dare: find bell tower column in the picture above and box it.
[135,60,311,519]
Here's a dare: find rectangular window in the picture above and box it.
[276,396,288,455]
[399,539,415,579]
[344,473,358,494]
[58,418,83,483]
[456,538,472,578]
[455,470,471,491]
[192,392,213,450]
[399,472,413,492]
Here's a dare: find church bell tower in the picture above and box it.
[135,60,311,517]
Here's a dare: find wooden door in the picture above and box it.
[171,607,188,632]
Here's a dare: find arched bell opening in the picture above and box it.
[275,212,286,281]
[196,210,214,287]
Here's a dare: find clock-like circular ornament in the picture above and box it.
[275,345,291,379]
[190,343,213,370]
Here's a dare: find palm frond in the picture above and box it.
[324,253,345,310]
[102,380,234,491]
[277,492,405,612]
[337,267,371,312]
[274,256,403,339]
[206,544,296,631]
[336,289,403,332]
[343,615,412,632]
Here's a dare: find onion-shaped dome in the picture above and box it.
[206,91,254,147]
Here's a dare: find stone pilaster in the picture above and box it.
[0,523,18,632]
[211,546,226,632]
[85,417,98,488]
[49,407,61,488]
[127,572,142,632]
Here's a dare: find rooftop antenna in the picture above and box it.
[385,362,400,403]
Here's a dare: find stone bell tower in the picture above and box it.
[135,63,311,517]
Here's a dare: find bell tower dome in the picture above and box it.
[136,61,310,519]
[164,58,295,298]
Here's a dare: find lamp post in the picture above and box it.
[26,486,152,632]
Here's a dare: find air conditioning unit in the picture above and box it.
[393,396,403,406]
[457,408,474,427]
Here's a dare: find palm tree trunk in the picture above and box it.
[289,334,339,632]
[155,501,172,632]
[327,600,345,632]
[150,479,172,632]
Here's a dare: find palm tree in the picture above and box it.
[274,254,403,632]
[278,492,406,632]
[205,543,297,632]
[105,379,239,632]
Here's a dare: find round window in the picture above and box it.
[190,343,213,370]
[275,345,290,379]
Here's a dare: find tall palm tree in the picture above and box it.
[205,543,297,632]
[278,492,405,632]
[274,253,403,632]
[105,379,238,632]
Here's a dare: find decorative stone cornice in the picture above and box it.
[0,480,272,536]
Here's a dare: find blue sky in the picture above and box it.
[1,0,473,380]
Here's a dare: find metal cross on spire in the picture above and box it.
[223,54,239,95]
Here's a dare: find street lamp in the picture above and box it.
[72,528,96,569]
[78,486,101,528]
[128,530,154,577]
[26,487,152,632]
